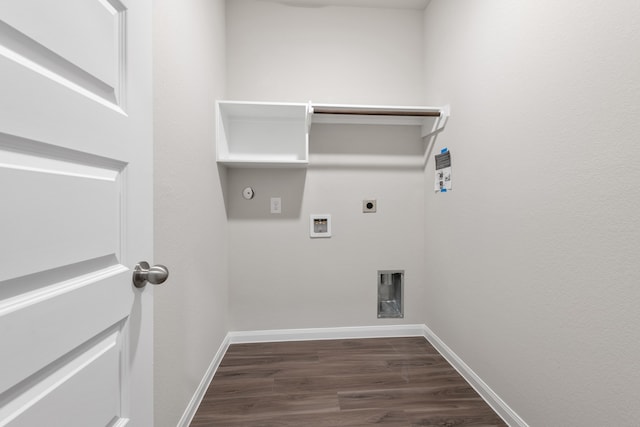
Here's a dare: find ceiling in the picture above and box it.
[258,0,431,9]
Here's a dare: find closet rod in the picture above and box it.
[312,107,441,117]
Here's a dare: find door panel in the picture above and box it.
[0,0,152,425]
[0,0,124,107]
[0,136,124,282]
[0,268,130,395]
[0,328,123,426]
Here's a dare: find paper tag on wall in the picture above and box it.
[434,148,452,193]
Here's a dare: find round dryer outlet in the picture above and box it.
[363,199,377,213]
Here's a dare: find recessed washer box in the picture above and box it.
[310,214,331,238]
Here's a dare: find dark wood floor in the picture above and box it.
[190,337,507,426]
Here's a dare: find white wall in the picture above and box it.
[422,1,640,425]
[153,1,228,426]
[227,0,425,105]
[226,0,427,330]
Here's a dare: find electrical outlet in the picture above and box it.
[363,199,377,213]
[270,197,281,214]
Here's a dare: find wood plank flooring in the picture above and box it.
[190,337,507,426]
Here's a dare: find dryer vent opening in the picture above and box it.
[377,270,404,319]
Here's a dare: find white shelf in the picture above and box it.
[216,100,449,167]
[216,101,311,167]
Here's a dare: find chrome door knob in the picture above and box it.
[133,261,169,288]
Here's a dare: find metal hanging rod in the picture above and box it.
[312,105,442,117]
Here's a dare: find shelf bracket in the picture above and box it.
[421,104,450,138]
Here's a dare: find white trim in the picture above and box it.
[421,324,528,427]
[228,324,427,344]
[176,334,232,427]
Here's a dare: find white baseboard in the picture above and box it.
[178,324,526,427]
[228,324,427,343]
[421,324,528,427]
[176,333,232,427]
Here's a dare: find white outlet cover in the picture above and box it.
[270,197,282,214]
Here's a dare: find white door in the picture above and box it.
[0,0,155,426]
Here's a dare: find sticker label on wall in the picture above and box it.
[434,148,452,193]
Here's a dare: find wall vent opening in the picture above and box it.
[377,270,403,318]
